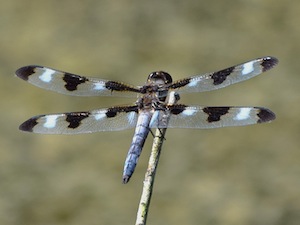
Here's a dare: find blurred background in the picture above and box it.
[1,0,299,224]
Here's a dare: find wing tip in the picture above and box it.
[19,117,38,132]
[15,65,41,81]
[257,108,276,123]
[261,56,279,72]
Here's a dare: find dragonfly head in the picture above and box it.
[147,71,173,85]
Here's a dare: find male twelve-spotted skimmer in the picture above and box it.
[16,56,278,183]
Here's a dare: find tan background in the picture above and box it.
[1,1,299,225]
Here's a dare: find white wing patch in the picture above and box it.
[234,108,251,121]
[43,115,59,128]
[95,113,106,120]
[93,82,106,90]
[39,68,56,83]
[182,108,197,116]
[187,79,199,88]
[241,61,254,75]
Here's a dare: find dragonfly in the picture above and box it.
[16,56,278,183]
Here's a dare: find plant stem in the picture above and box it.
[135,91,179,225]
[135,127,167,225]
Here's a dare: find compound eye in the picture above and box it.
[147,71,173,84]
[162,72,173,84]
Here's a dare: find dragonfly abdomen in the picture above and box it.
[122,112,152,184]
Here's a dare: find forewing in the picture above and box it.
[19,106,139,134]
[16,65,141,97]
[150,105,275,129]
[169,56,278,93]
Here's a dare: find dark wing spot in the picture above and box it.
[66,112,89,129]
[106,109,117,118]
[256,108,276,123]
[63,73,88,91]
[211,66,235,85]
[106,106,139,118]
[261,56,279,72]
[16,65,42,81]
[19,117,39,132]
[203,107,230,122]
[168,104,187,115]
